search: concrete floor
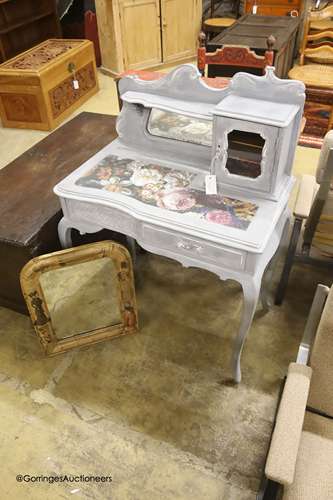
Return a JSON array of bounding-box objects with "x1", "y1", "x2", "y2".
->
[{"x1": 0, "y1": 70, "x2": 329, "y2": 500}]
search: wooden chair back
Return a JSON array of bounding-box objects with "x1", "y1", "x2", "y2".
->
[
  {"x1": 300, "y1": 6, "x2": 333, "y2": 65},
  {"x1": 310, "y1": 4, "x2": 333, "y2": 27},
  {"x1": 197, "y1": 32, "x2": 275, "y2": 75}
]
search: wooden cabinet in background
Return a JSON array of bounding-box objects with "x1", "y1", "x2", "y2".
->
[
  {"x1": 95, "y1": 0, "x2": 202, "y2": 75},
  {"x1": 119, "y1": 0, "x2": 162, "y2": 69},
  {"x1": 0, "y1": 0, "x2": 61, "y2": 63},
  {"x1": 242, "y1": 0, "x2": 303, "y2": 17}
]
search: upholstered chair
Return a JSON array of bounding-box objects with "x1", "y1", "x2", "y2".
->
[{"x1": 264, "y1": 284, "x2": 333, "y2": 499}]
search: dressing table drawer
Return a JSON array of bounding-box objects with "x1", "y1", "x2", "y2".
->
[{"x1": 142, "y1": 225, "x2": 246, "y2": 271}]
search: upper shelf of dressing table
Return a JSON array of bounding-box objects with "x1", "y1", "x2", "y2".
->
[{"x1": 121, "y1": 91, "x2": 216, "y2": 120}]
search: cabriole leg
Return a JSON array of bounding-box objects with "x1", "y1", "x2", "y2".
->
[
  {"x1": 58, "y1": 217, "x2": 73, "y2": 249},
  {"x1": 231, "y1": 276, "x2": 261, "y2": 383},
  {"x1": 275, "y1": 216, "x2": 302, "y2": 305},
  {"x1": 126, "y1": 236, "x2": 137, "y2": 266},
  {"x1": 261, "y1": 214, "x2": 291, "y2": 311}
]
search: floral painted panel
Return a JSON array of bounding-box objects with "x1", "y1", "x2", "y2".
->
[
  {"x1": 76, "y1": 156, "x2": 258, "y2": 230},
  {"x1": 147, "y1": 109, "x2": 213, "y2": 147}
]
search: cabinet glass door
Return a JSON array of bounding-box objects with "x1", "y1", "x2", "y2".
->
[
  {"x1": 214, "y1": 116, "x2": 278, "y2": 195},
  {"x1": 225, "y1": 130, "x2": 265, "y2": 178}
]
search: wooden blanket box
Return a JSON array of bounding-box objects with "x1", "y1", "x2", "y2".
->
[
  {"x1": 0, "y1": 112, "x2": 117, "y2": 314},
  {"x1": 0, "y1": 39, "x2": 98, "y2": 130}
]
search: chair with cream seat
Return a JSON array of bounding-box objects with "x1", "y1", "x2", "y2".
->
[
  {"x1": 262, "y1": 283, "x2": 333, "y2": 500},
  {"x1": 203, "y1": 0, "x2": 237, "y2": 40}
]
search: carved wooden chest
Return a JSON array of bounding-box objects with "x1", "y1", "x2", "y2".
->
[{"x1": 0, "y1": 39, "x2": 98, "y2": 130}]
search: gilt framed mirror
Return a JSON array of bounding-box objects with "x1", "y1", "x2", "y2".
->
[{"x1": 20, "y1": 241, "x2": 138, "y2": 356}]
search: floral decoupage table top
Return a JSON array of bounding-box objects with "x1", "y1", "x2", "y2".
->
[{"x1": 75, "y1": 155, "x2": 258, "y2": 231}]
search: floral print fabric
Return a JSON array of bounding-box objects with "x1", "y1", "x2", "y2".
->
[{"x1": 76, "y1": 155, "x2": 258, "y2": 230}]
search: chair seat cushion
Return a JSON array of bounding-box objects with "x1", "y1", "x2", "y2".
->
[
  {"x1": 204, "y1": 17, "x2": 235, "y2": 28},
  {"x1": 283, "y1": 411, "x2": 333, "y2": 500},
  {"x1": 289, "y1": 64, "x2": 333, "y2": 88},
  {"x1": 311, "y1": 19, "x2": 333, "y2": 31},
  {"x1": 304, "y1": 46, "x2": 333, "y2": 65}
]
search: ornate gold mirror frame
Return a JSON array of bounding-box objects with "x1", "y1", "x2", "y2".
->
[{"x1": 20, "y1": 241, "x2": 138, "y2": 356}]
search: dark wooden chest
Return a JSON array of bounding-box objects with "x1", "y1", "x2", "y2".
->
[
  {"x1": 208, "y1": 14, "x2": 300, "y2": 78},
  {"x1": 0, "y1": 112, "x2": 118, "y2": 314}
]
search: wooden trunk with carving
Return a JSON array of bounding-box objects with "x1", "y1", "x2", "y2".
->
[{"x1": 0, "y1": 39, "x2": 98, "y2": 130}]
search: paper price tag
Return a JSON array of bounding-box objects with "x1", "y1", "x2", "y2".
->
[
  {"x1": 73, "y1": 79, "x2": 79, "y2": 90},
  {"x1": 205, "y1": 175, "x2": 217, "y2": 195},
  {"x1": 252, "y1": 4, "x2": 258, "y2": 13}
]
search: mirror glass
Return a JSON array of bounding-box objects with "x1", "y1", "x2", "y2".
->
[
  {"x1": 39, "y1": 258, "x2": 121, "y2": 339},
  {"x1": 226, "y1": 130, "x2": 265, "y2": 178},
  {"x1": 147, "y1": 108, "x2": 213, "y2": 146}
]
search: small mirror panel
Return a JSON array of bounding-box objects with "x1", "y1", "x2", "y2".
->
[
  {"x1": 225, "y1": 130, "x2": 265, "y2": 179},
  {"x1": 147, "y1": 108, "x2": 212, "y2": 146},
  {"x1": 39, "y1": 258, "x2": 121, "y2": 340}
]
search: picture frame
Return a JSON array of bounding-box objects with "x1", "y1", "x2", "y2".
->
[{"x1": 20, "y1": 241, "x2": 138, "y2": 356}]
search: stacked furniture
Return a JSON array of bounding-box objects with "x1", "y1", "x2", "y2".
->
[
  {"x1": 0, "y1": 0, "x2": 61, "y2": 63},
  {"x1": 207, "y1": 14, "x2": 300, "y2": 77},
  {"x1": 289, "y1": 5, "x2": 333, "y2": 137},
  {"x1": 197, "y1": 32, "x2": 275, "y2": 76},
  {"x1": 94, "y1": 0, "x2": 202, "y2": 75},
  {"x1": 310, "y1": 3, "x2": 333, "y2": 31}
]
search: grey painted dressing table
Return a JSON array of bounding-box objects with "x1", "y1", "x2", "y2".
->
[{"x1": 54, "y1": 65, "x2": 305, "y2": 382}]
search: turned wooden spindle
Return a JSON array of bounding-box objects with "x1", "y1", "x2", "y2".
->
[
  {"x1": 265, "y1": 35, "x2": 276, "y2": 66},
  {"x1": 198, "y1": 31, "x2": 207, "y2": 75}
]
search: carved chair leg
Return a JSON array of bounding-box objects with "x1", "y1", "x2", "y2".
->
[{"x1": 275, "y1": 217, "x2": 303, "y2": 306}]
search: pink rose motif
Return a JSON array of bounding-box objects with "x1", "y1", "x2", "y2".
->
[
  {"x1": 205, "y1": 209, "x2": 234, "y2": 226},
  {"x1": 157, "y1": 189, "x2": 196, "y2": 211}
]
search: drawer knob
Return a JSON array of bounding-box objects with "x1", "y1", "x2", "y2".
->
[
  {"x1": 177, "y1": 240, "x2": 202, "y2": 252},
  {"x1": 68, "y1": 62, "x2": 76, "y2": 73}
]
